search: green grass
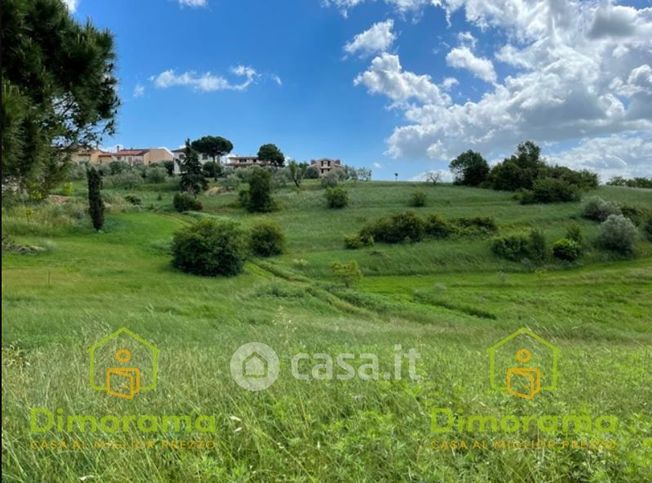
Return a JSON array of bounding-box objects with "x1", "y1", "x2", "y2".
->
[{"x1": 2, "y1": 181, "x2": 652, "y2": 482}]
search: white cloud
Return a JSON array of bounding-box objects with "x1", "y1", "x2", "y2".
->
[
  {"x1": 345, "y1": 20, "x2": 397, "y2": 57},
  {"x1": 446, "y1": 46, "x2": 497, "y2": 83},
  {"x1": 373, "y1": 162, "x2": 383, "y2": 169},
  {"x1": 152, "y1": 66, "x2": 259, "y2": 92},
  {"x1": 62, "y1": 0, "x2": 78, "y2": 12},
  {"x1": 325, "y1": 0, "x2": 440, "y2": 16},
  {"x1": 178, "y1": 0, "x2": 208, "y2": 7},
  {"x1": 271, "y1": 74, "x2": 283, "y2": 86},
  {"x1": 348, "y1": 0, "x2": 652, "y2": 178},
  {"x1": 133, "y1": 84, "x2": 145, "y2": 98},
  {"x1": 441, "y1": 77, "x2": 459, "y2": 90}
]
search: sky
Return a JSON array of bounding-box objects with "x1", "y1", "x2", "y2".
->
[{"x1": 66, "y1": 0, "x2": 652, "y2": 181}]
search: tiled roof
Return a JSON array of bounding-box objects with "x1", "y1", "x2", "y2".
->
[{"x1": 116, "y1": 149, "x2": 148, "y2": 156}]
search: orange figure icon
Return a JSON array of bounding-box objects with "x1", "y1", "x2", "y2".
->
[
  {"x1": 105, "y1": 348, "x2": 141, "y2": 399},
  {"x1": 505, "y1": 348, "x2": 541, "y2": 400}
]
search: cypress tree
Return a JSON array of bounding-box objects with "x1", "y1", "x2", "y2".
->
[{"x1": 87, "y1": 167, "x2": 105, "y2": 231}]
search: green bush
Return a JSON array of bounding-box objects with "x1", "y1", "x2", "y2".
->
[
  {"x1": 331, "y1": 261, "x2": 362, "y2": 287},
  {"x1": 425, "y1": 214, "x2": 455, "y2": 238},
  {"x1": 409, "y1": 191, "x2": 427, "y2": 207},
  {"x1": 145, "y1": 167, "x2": 168, "y2": 184},
  {"x1": 173, "y1": 192, "x2": 202, "y2": 212},
  {"x1": 620, "y1": 205, "x2": 650, "y2": 226},
  {"x1": 597, "y1": 215, "x2": 638, "y2": 255},
  {"x1": 364, "y1": 212, "x2": 426, "y2": 244},
  {"x1": 103, "y1": 171, "x2": 145, "y2": 189},
  {"x1": 566, "y1": 223, "x2": 583, "y2": 245},
  {"x1": 528, "y1": 229, "x2": 547, "y2": 261},
  {"x1": 172, "y1": 219, "x2": 247, "y2": 276},
  {"x1": 244, "y1": 168, "x2": 274, "y2": 213},
  {"x1": 553, "y1": 238, "x2": 581, "y2": 261},
  {"x1": 61, "y1": 182, "x2": 74, "y2": 196},
  {"x1": 325, "y1": 187, "x2": 349, "y2": 209},
  {"x1": 249, "y1": 223, "x2": 285, "y2": 257},
  {"x1": 344, "y1": 232, "x2": 374, "y2": 249},
  {"x1": 491, "y1": 233, "x2": 530, "y2": 261},
  {"x1": 582, "y1": 197, "x2": 621, "y2": 222},
  {"x1": 521, "y1": 177, "x2": 581, "y2": 204},
  {"x1": 124, "y1": 194, "x2": 142, "y2": 206},
  {"x1": 320, "y1": 171, "x2": 340, "y2": 188},
  {"x1": 454, "y1": 216, "x2": 498, "y2": 235},
  {"x1": 644, "y1": 218, "x2": 652, "y2": 242}
]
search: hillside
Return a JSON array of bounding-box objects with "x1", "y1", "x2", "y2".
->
[{"x1": 3, "y1": 181, "x2": 652, "y2": 481}]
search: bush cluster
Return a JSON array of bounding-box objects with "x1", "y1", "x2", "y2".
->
[
  {"x1": 453, "y1": 217, "x2": 498, "y2": 236},
  {"x1": 124, "y1": 194, "x2": 142, "y2": 206},
  {"x1": 325, "y1": 187, "x2": 349, "y2": 209},
  {"x1": 173, "y1": 192, "x2": 202, "y2": 212},
  {"x1": 425, "y1": 214, "x2": 456, "y2": 238},
  {"x1": 520, "y1": 177, "x2": 581, "y2": 204},
  {"x1": 596, "y1": 215, "x2": 638, "y2": 255},
  {"x1": 362, "y1": 212, "x2": 426, "y2": 244},
  {"x1": 409, "y1": 191, "x2": 427, "y2": 207},
  {"x1": 491, "y1": 229, "x2": 547, "y2": 262},
  {"x1": 552, "y1": 238, "x2": 582, "y2": 262},
  {"x1": 582, "y1": 197, "x2": 622, "y2": 222},
  {"x1": 172, "y1": 219, "x2": 247, "y2": 276},
  {"x1": 344, "y1": 232, "x2": 374, "y2": 249},
  {"x1": 249, "y1": 222, "x2": 285, "y2": 257}
]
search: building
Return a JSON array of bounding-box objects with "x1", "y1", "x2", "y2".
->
[
  {"x1": 71, "y1": 147, "x2": 173, "y2": 167},
  {"x1": 70, "y1": 148, "x2": 113, "y2": 165},
  {"x1": 225, "y1": 156, "x2": 271, "y2": 169},
  {"x1": 310, "y1": 159, "x2": 342, "y2": 176},
  {"x1": 171, "y1": 148, "x2": 219, "y2": 175}
]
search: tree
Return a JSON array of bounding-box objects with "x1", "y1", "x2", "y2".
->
[
  {"x1": 449, "y1": 150, "x2": 489, "y2": 186},
  {"x1": 356, "y1": 168, "x2": 372, "y2": 182},
  {"x1": 191, "y1": 135, "x2": 232, "y2": 180},
  {"x1": 288, "y1": 161, "x2": 308, "y2": 188},
  {"x1": 179, "y1": 140, "x2": 207, "y2": 194},
  {"x1": 87, "y1": 167, "x2": 104, "y2": 231},
  {"x1": 243, "y1": 168, "x2": 274, "y2": 212},
  {"x1": 490, "y1": 141, "x2": 546, "y2": 191},
  {"x1": 2, "y1": 0, "x2": 119, "y2": 200},
  {"x1": 258, "y1": 144, "x2": 285, "y2": 167}
]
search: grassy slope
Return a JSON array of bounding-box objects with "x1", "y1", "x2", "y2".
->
[{"x1": 2, "y1": 181, "x2": 652, "y2": 482}]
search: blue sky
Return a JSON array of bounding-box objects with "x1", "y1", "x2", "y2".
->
[{"x1": 68, "y1": 0, "x2": 652, "y2": 181}]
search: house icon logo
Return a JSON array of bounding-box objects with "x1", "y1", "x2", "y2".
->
[
  {"x1": 89, "y1": 328, "x2": 159, "y2": 400},
  {"x1": 487, "y1": 327, "x2": 559, "y2": 400},
  {"x1": 230, "y1": 342, "x2": 279, "y2": 391}
]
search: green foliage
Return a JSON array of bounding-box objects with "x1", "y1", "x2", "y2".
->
[
  {"x1": 173, "y1": 192, "x2": 202, "y2": 212},
  {"x1": 201, "y1": 161, "x2": 223, "y2": 180},
  {"x1": 171, "y1": 219, "x2": 246, "y2": 276},
  {"x1": 449, "y1": 150, "x2": 490, "y2": 186},
  {"x1": 102, "y1": 171, "x2": 145, "y2": 189},
  {"x1": 330, "y1": 261, "x2": 362, "y2": 287},
  {"x1": 566, "y1": 223, "x2": 583, "y2": 245},
  {"x1": 597, "y1": 215, "x2": 638, "y2": 255},
  {"x1": 87, "y1": 167, "x2": 104, "y2": 231},
  {"x1": 425, "y1": 214, "x2": 455, "y2": 238},
  {"x1": 162, "y1": 160, "x2": 175, "y2": 177},
  {"x1": 305, "y1": 165, "x2": 320, "y2": 179},
  {"x1": 489, "y1": 141, "x2": 545, "y2": 191},
  {"x1": 553, "y1": 238, "x2": 582, "y2": 262},
  {"x1": 257, "y1": 143, "x2": 285, "y2": 167},
  {"x1": 364, "y1": 212, "x2": 426, "y2": 244},
  {"x1": 582, "y1": 196, "x2": 622, "y2": 222},
  {"x1": 288, "y1": 161, "x2": 308, "y2": 188},
  {"x1": 619, "y1": 205, "x2": 650, "y2": 226},
  {"x1": 1, "y1": 0, "x2": 118, "y2": 199},
  {"x1": 491, "y1": 233, "x2": 531, "y2": 261},
  {"x1": 607, "y1": 176, "x2": 652, "y2": 188},
  {"x1": 191, "y1": 135, "x2": 233, "y2": 163},
  {"x1": 325, "y1": 187, "x2": 349, "y2": 209},
  {"x1": 61, "y1": 182, "x2": 74, "y2": 196},
  {"x1": 320, "y1": 171, "x2": 340, "y2": 188},
  {"x1": 344, "y1": 232, "x2": 374, "y2": 249},
  {"x1": 124, "y1": 194, "x2": 142, "y2": 206},
  {"x1": 243, "y1": 168, "x2": 274, "y2": 213},
  {"x1": 528, "y1": 229, "x2": 547, "y2": 262},
  {"x1": 409, "y1": 191, "x2": 427, "y2": 207},
  {"x1": 109, "y1": 161, "x2": 129, "y2": 175},
  {"x1": 520, "y1": 177, "x2": 581, "y2": 204},
  {"x1": 179, "y1": 140, "x2": 207, "y2": 194},
  {"x1": 643, "y1": 218, "x2": 652, "y2": 242},
  {"x1": 144, "y1": 167, "x2": 168, "y2": 184},
  {"x1": 249, "y1": 223, "x2": 285, "y2": 257},
  {"x1": 453, "y1": 216, "x2": 498, "y2": 236}
]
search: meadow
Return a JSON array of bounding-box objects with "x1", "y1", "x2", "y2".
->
[{"x1": 2, "y1": 179, "x2": 652, "y2": 482}]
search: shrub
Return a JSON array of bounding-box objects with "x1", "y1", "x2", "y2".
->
[
  {"x1": 643, "y1": 218, "x2": 652, "y2": 242},
  {"x1": 61, "y1": 182, "x2": 74, "y2": 196},
  {"x1": 124, "y1": 194, "x2": 142, "y2": 205},
  {"x1": 409, "y1": 191, "x2": 427, "y2": 207},
  {"x1": 491, "y1": 233, "x2": 530, "y2": 261},
  {"x1": 173, "y1": 192, "x2": 202, "y2": 212},
  {"x1": 553, "y1": 238, "x2": 581, "y2": 261},
  {"x1": 109, "y1": 161, "x2": 129, "y2": 175},
  {"x1": 305, "y1": 165, "x2": 320, "y2": 179},
  {"x1": 249, "y1": 223, "x2": 285, "y2": 257},
  {"x1": 449, "y1": 150, "x2": 490, "y2": 186},
  {"x1": 620, "y1": 205, "x2": 650, "y2": 226},
  {"x1": 566, "y1": 223, "x2": 583, "y2": 245},
  {"x1": 528, "y1": 229, "x2": 547, "y2": 262},
  {"x1": 425, "y1": 214, "x2": 455, "y2": 238},
  {"x1": 454, "y1": 217, "x2": 498, "y2": 235},
  {"x1": 325, "y1": 187, "x2": 349, "y2": 209},
  {"x1": 103, "y1": 171, "x2": 144, "y2": 189},
  {"x1": 364, "y1": 212, "x2": 426, "y2": 244},
  {"x1": 521, "y1": 177, "x2": 580, "y2": 203},
  {"x1": 245, "y1": 168, "x2": 274, "y2": 213},
  {"x1": 172, "y1": 219, "x2": 247, "y2": 276},
  {"x1": 331, "y1": 261, "x2": 362, "y2": 287},
  {"x1": 221, "y1": 173, "x2": 241, "y2": 192},
  {"x1": 597, "y1": 215, "x2": 638, "y2": 254},
  {"x1": 145, "y1": 167, "x2": 168, "y2": 184},
  {"x1": 344, "y1": 232, "x2": 373, "y2": 249},
  {"x1": 582, "y1": 197, "x2": 621, "y2": 222},
  {"x1": 320, "y1": 171, "x2": 340, "y2": 188}
]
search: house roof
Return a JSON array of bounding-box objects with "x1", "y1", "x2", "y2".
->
[{"x1": 116, "y1": 149, "x2": 149, "y2": 156}]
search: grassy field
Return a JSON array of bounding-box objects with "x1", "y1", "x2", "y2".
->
[{"x1": 2, "y1": 180, "x2": 652, "y2": 482}]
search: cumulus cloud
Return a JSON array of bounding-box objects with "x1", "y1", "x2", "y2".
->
[
  {"x1": 178, "y1": 0, "x2": 208, "y2": 7},
  {"x1": 133, "y1": 84, "x2": 145, "y2": 98},
  {"x1": 152, "y1": 65, "x2": 259, "y2": 92},
  {"x1": 345, "y1": 20, "x2": 397, "y2": 57},
  {"x1": 348, "y1": 0, "x2": 652, "y2": 178},
  {"x1": 326, "y1": 0, "x2": 440, "y2": 16},
  {"x1": 62, "y1": 0, "x2": 79, "y2": 12},
  {"x1": 446, "y1": 46, "x2": 497, "y2": 83}
]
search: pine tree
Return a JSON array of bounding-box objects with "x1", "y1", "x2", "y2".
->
[
  {"x1": 179, "y1": 140, "x2": 207, "y2": 194},
  {"x1": 87, "y1": 167, "x2": 104, "y2": 231}
]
